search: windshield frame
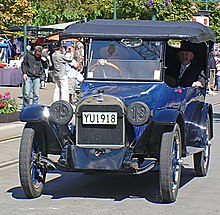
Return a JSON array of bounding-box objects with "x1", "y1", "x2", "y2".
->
[{"x1": 84, "y1": 38, "x2": 166, "y2": 82}]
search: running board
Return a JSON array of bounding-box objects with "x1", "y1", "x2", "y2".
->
[{"x1": 186, "y1": 146, "x2": 204, "y2": 156}]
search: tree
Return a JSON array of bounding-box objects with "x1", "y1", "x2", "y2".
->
[
  {"x1": 0, "y1": 0, "x2": 34, "y2": 30},
  {"x1": 193, "y1": 2, "x2": 220, "y2": 42},
  {"x1": 30, "y1": 0, "x2": 195, "y2": 24},
  {"x1": 137, "y1": 0, "x2": 195, "y2": 21},
  {"x1": 29, "y1": 0, "x2": 219, "y2": 41},
  {"x1": 30, "y1": 0, "x2": 82, "y2": 26}
]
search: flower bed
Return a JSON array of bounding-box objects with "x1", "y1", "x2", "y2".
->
[
  {"x1": 0, "y1": 92, "x2": 19, "y2": 123},
  {"x1": 0, "y1": 91, "x2": 18, "y2": 114}
]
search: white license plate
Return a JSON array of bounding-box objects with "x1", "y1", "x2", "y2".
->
[{"x1": 82, "y1": 112, "x2": 117, "y2": 125}]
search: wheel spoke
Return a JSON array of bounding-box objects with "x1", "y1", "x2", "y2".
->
[
  {"x1": 172, "y1": 132, "x2": 181, "y2": 193},
  {"x1": 30, "y1": 151, "x2": 45, "y2": 189},
  {"x1": 19, "y1": 126, "x2": 47, "y2": 198},
  {"x1": 160, "y1": 124, "x2": 182, "y2": 202}
]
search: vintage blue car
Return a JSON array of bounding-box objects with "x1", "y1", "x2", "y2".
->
[{"x1": 19, "y1": 19, "x2": 215, "y2": 203}]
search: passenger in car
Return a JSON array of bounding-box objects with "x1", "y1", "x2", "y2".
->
[
  {"x1": 166, "y1": 45, "x2": 206, "y2": 88},
  {"x1": 176, "y1": 48, "x2": 205, "y2": 88}
]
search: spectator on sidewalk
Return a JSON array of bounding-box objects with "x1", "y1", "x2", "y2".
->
[
  {"x1": 51, "y1": 41, "x2": 73, "y2": 102},
  {"x1": 40, "y1": 46, "x2": 52, "y2": 88},
  {"x1": 21, "y1": 45, "x2": 48, "y2": 107},
  {"x1": 216, "y1": 61, "x2": 220, "y2": 90}
]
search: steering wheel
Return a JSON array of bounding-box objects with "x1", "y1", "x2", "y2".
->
[{"x1": 89, "y1": 61, "x2": 125, "y2": 78}]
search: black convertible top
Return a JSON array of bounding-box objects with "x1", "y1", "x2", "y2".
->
[{"x1": 60, "y1": 19, "x2": 215, "y2": 43}]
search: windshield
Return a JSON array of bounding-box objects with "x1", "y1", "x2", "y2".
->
[{"x1": 87, "y1": 39, "x2": 163, "y2": 81}]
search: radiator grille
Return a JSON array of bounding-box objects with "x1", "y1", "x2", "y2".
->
[{"x1": 76, "y1": 105, "x2": 124, "y2": 147}]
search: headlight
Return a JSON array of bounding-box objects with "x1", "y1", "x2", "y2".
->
[
  {"x1": 50, "y1": 100, "x2": 73, "y2": 125},
  {"x1": 126, "y1": 102, "x2": 150, "y2": 125}
]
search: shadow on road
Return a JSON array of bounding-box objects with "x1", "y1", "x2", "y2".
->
[{"x1": 7, "y1": 167, "x2": 196, "y2": 204}]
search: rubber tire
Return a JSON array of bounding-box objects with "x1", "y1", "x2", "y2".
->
[
  {"x1": 193, "y1": 115, "x2": 211, "y2": 177},
  {"x1": 159, "y1": 124, "x2": 182, "y2": 203},
  {"x1": 19, "y1": 126, "x2": 46, "y2": 198}
]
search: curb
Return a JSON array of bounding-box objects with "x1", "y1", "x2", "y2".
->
[
  {"x1": 0, "y1": 112, "x2": 20, "y2": 123},
  {"x1": 0, "y1": 121, "x2": 25, "y2": 132}
]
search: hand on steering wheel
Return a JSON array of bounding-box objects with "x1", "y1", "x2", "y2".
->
[{"x1": 90, "y1": 60, "x2": 124, "y2": 78}]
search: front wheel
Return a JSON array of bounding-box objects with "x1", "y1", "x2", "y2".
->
[
  {"x1": 159, "y1": 124, "x2": 182, "y2": 203},
  {"x1": 19, "y1": 125, "x2": 47, "y2": 198},
  {"x1": 193, "y1": 115, "x2": 211, "y2": 176}
]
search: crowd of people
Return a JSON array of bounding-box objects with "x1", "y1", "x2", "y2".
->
[{"x1": 21, "y1": 41, "x2": 84, "y2": 108}]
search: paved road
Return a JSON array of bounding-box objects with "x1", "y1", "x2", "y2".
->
[{"x1": 0, "y1": 93, "x2": 220, "y2": 214}]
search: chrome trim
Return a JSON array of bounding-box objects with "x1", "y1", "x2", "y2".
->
[
  {"x1": 76, "y1": 93, "x2": 126, "y2": 113},
  {"x1": 135, "y1": 162, "x2": 155, "y2": 175},
  {"x1": 83, "y1": 80, "x2": 163, "y2": 84},
  {"x1": 75, "y1": 94, "x2": 126, "y2": 148},
  {"x1": 39, "y1": 156, "x2": 57, "y2": 170},
  {"x1": 124, "y1": 158, "x2": 156, "y2": 175},
  {"x1": 74, "y1": 144, "x2": 124, "y2": 149},
  {"x1": 186, "y1": 146, "x2": 204, "y2": 156}
]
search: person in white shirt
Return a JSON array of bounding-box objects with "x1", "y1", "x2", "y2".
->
[{"x1": 65, "y1": 46, "x2": 80, "y2": 103}]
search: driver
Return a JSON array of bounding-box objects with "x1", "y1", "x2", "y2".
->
[
  {"x1": 90, "y1": 43, "x2": 127, "y2": 78},
  {"x1": 97, "y1": 44, "x2": 120, "y2": 65}
]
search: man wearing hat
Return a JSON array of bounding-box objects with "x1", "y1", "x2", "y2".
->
[
  {"x1": 21, "y1": 45, "x2": 48, "y2": 107},
  {"x1": 175, "y1": 43, "x2": 205, "y2": 88}
]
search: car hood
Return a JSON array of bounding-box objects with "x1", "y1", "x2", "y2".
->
[{"x1": 82, "y1": 81, "x2": 170, "y2": 109}]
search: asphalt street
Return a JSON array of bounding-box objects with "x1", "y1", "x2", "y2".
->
[{"x1": 0, "y1": 87, "x2": 220, "y2": 214}]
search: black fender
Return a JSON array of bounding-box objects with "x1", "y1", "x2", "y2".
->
[
  {"x1": 134, "y1": 108, "x2": 184, "y2": 157},
  {"x1": 185, "y1": 102, "x2": 212, "y2": 148},
  {"x1": 200, "y1": 102, "x2": 213, "y2": 140},
  {"x1": 153, "y1": 108, "x2": 181, "y2": 125},
  {"x1": 20, "y1": 105, "x2": 67, "y2": 155},
  {"x1": 207, "y1": 103, "x2": 214, "y2": 139},
  {"x1": 153, "y1": 108, "x2": 185, "y2": 145},
  {"x1": 23, "y1": 121, "x2": 63, "y2": 155},
  {"x1": 19, "y1": 105, "x2": 48, "y2": 122}
]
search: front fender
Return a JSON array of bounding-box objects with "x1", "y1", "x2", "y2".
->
[
  {"x1": 185, "y1": 102, "x2": 212, "y2": 147},
  {"x1": 153, "y1": 108, "x2": 180, "y2": 125},
  {"x1": 19, "y1": 105, "x2": 48, "y2": 122},
  {"x1": 207, "y1": 103, "x2": 214, "y2": 139},
  {"x1": 134, "y1": 108, "x2": 182, "y2": 157}
]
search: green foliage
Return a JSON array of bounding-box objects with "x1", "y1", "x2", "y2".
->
[
  {"x1": 139, "y1": 0, "x2": 195, "y2": 21},
  {"x1": 30, "y1": 0, "x2": 82, "y2": 26},
  {"x1": 0, "y1": 0, "x2": 34, "y2": 30},
  {"x1": 2, "y1": 0, "x2": 219, "y2": 41}
]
